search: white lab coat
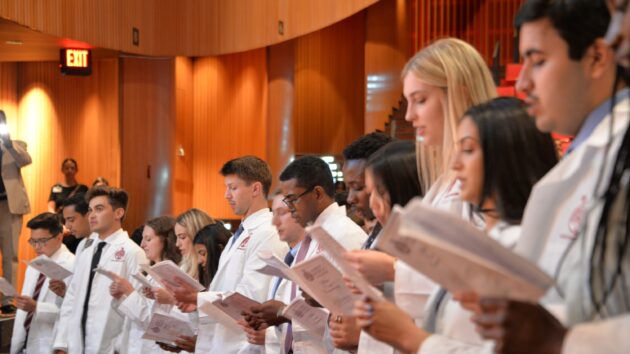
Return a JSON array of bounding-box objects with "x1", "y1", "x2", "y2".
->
[
  {"x1": 196, "y1": 208, "x2": 288, "y2": 354},
  {"x1": 417, "y1": 224, "x2": 520, "y2": 354},
  {"x1": 11, "y1": 244, "x2": 75, "y2": 354},
  {"x1": 53, "y1": 229, "x2": 148, "y2": 354},
  {"x1": 515, "y1": 98, "x2": 630, "y2": 352},
  {"x1": 394, "y1": 178, "x2": 474, "y2": 327}
]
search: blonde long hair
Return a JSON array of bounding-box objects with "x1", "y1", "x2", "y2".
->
[
  {"x1": 402, "y1": 38, "x2": 497, "y2": 193},
  {"x1": 175, "y1": 208, "x2": 215, "y2": 279}
]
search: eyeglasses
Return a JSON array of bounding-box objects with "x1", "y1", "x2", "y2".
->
[
  {"x1": 282, "y1": 187, "x2": 314, "y2": 208},
  {"x1": 28, "y1": 235, "x2": 57, "y2": 247}
]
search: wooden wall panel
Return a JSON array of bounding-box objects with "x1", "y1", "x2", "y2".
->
[
  {"x1": 173, "y1": 56, "x2": 194, "y2": 216},
  {"x1": 293, "y1": 12, "x2": 365, "y2": 154},
  {"x1": 365, "y1": 0, "x2": 411, "y2": 133},
  {"x1": 266, "y1": 41, "x2": 295, "y2": 194},
  {"x1": 119, "y1": 57, "x2": 175, "y2": 231},
  {"x1": 192, "y1": 49, "x2": 268, "y2": 220},
  {"x1": 0, "y1": 0, "x2": 379, "y2": 56},
  {"x1": 8, "y1": 60, "x2": 120, "y2": 289},
  {"x1": 414, "y1": 0, "x2": 525, "y2": 66}
]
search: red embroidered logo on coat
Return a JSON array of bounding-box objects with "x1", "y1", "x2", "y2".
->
[
  {"x1": 114, "y1": 247, "x2": 126, "y2": 261},
  {"x1": 237, "y1": 236, "x2": 251, "y2": 250},
  {"x1": 561, "y1": 195, "x2": 587, "y2": 240}
]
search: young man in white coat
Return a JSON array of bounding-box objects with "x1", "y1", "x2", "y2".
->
[
  {"x1": 48, "y1": 193, "x2": 97, "y2": 300},
  {"x1": 195, "y1": 156, "x2": 287, "y2": 354},
  {"x1": 467, "y1": 1, "x2": 630, "y2": 353},
  {"x1": 53, "y1": 187, "x2": 148, "y2": 354},
  {"x1": 249, "y1": 156, "x2": 367, "y2": 354},
  {"x1": 10, "y1": 212, "x2": 75, "y2": 354}
]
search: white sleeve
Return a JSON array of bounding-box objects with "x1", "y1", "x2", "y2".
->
[
  {"x1": 52, "y1": 275, "x2": 77, "y2": 350},
  {"x1": 562, "y1": 314, "x2": 630, "y2": 354},
  {"x1": 117, "y1": 290, "x2": 154, "y2": 329}
]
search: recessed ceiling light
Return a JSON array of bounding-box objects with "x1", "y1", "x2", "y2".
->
[{"x1": 6, "y1": 40, "x2": 23, "y2": 45}]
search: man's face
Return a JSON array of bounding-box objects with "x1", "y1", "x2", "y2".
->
[
  {"x1": 29, "y1": 228, "x2": 62, "y2": 257},
  {"x1": 271, "y1": 195, "x2": 305, "y2": 245},
  {"x1": 342, "y1": 159, "x2": 374, "y2": 221},
  {"x1": 516, "y1": 18, "x2": 592, "y2": 135},
  {"x1": 62, "y1": 205, "x2": 90, "y2": 238},
  {"x1": 224, "y1": 174, "x2": 255, "y2": 216},
  {"x1": 88, "y1": 196, "x2": 120, "y2": 235},
  {"x1": 280, "y1": 178, "x2": 317, "y2": 227}
]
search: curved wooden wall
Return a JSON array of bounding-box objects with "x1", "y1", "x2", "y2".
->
[
  {"x1": 0, "y1": 0, "x2": 379, "y2": 56},
  {"x1": 0, "y1": 60, "x2": 120, "y2": 289}
]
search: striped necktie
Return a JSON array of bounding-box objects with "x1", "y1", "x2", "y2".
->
[{"x1": 23, "y1": 273, "x2": 46, "y2": 335}]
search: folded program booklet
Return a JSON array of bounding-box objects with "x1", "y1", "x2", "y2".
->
[
  {"x1": 257, "y1": 250, "x2": 358, "y2": 315},
  {"x1": 376, "y1": 198, "x2": 554, "y2": 302},
  {"x1": 141, "y1": 260, "x2": 205, "y2": 292}
]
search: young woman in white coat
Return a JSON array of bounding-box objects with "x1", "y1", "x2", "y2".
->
[
  {"x1": 109, "y1": 216, "x2": 184, "y2": 354},
  {"x1": 345, "y1": 39, "x2": 497, "y2": 348},
  {"x1": 353, "y1": 97, "x2": 558, "y2": 353}
]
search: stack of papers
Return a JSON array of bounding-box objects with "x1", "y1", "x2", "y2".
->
[
  {"x1": 199, "y1": 292, "x2": 260, "y2": 332},
  {"x1": 376, "y1": 198, "x2": 553, "y2": 301},
  {"x1": 28, "y1": 255, "x2": 73, "y2": 280},
  {"x1": 140, "y1": 260, "x2": 205, "y2": 292},
  {"x1": 142, "y1": 312, "x2": 195, "y2": 344}
]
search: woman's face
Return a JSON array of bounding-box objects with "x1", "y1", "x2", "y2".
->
[
  {"x1": 194, "y1": 243, "x2": 208, "y2": 267},
  {"x1": 451, "y1": 117, "x2": 484, "y2": 206},
  {"x1": 62, "y1": 160, "x2": 78, "y2": 178},
  {"x1": 174, "y1": 222, "x2": 193, "y2": 256},
  {"x1": 403, "y1": 73, "x2": 446, "y2": 147},
  {"x1": 365, "y1": 169, "x2": 391, "y2": 226},
  {"x1": 140, "y1": 225, "x2": 164, "y2": 263}
]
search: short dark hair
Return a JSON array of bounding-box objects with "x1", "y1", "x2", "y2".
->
[
  {"x1": 342, "y1": 132, "x2": 394, "y2": 160},
  {"x1": 279, "y1": 156, "x2": 335, "y2": 197},
  {"x1": 61, "y1": 158, "x2": 78, "y2": 170},
  {"x1": 194, "y1": 223, "x2": 231, "y2": 288},
  {"x1": 85, "y1": 186, "x2": 129, "y2": 213},
  {"x1": 146, "y1": 216, "x2": 182, "y2": 265},
  {"x1": 62, "y1": 193, "x2": 89, "y2": 215},
  {"x1": 27, "y1": 212, "x2": 63, "y2": 236},
  {"x1": 464, "y1": 97, "x2": 558, "y2": 224},
  {"x1": 366, "y1": 141, "x2": 423, "y2": 208},
  {"x1": 220, "y1": 156, "x2": 273, "y2": 197},
  {"x1": 515, "y1": 0, "x2": 610, "y2": 60}
]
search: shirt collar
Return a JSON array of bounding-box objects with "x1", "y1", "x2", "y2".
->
[
  {"x1": 241, "y1": 208, "x2": 272, "y2": 231},
  {"x1": 567, "y1": 87, "x2": 630, "y2": 154},
  {"x1": 314, "y1": 202, "x2": 344, "y2": 225}
]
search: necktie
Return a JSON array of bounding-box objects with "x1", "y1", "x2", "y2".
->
[
  {"x1": 228, "y1": 224, "x2": 245, "y2": 250},
  {"x1": 423, "y1": 287, "x2": 449, "y2": 333},
  {"x1": 271, "y1": 249, "x2": 295, "y2": 299},
  {"x1": 362, "y1": 223, "x2": 382, "y2": 250},
  {"x1": 23, "y1": 273, "x2": 46, "y2": 338},
  {"x1": 285, "y1": 235, "x2": 312, "y2": 354},
  {"x1": 81, "y1": 242, "x2": 107, "y2": 342}
]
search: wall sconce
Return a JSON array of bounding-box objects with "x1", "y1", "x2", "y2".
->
[{"x1": 177, "y1": 145, "x2": 185, "y2": 157}]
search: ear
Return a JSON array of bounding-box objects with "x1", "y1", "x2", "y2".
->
[
  {"x1": 588, "y1": 38, "x2": 616, "y2": 79},
  {"x1": 313, "y1": 186, "x2": 326, "y2": 201},
  {"x1": 251, "y1": 181, "x2": 262, "y2": 198},
  {"x1": 114, "y1": 207, "x2": 125, "y2": 221}
]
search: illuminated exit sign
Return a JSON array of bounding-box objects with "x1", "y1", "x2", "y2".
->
[{"x1": 59, "y1": 48, "x2": 92, "y2": 76}]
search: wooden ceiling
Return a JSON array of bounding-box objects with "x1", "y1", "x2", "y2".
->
[
  {"x1": 0, "y1": 18, "x2": 117, "y2": 62},
  {"x1": 0, "y1": 0, "x2": 379, "y2": 57}
]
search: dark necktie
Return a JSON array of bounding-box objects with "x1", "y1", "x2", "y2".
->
[
  {"x1": 228, "y1": 224, "x2": 245, "y2": 250},
  {"x1": 23, "y1": 273, "x2": 46, "y2": 342},
  {"x1": 271, "y1": 249, "x2": 295, "y2": 299},
  {"x1": 81, "y1": 242, "x2": 107, "y2": 341},
  {"x1": 285, "y1": 235, "x2": 312, "y2": 354},
  {"x1": 362, "y1": 223, "x2": 382, "y2": 250}
]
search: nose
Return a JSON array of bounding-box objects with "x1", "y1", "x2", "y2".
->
[
  {"x1": 450, "y1": 152, "x2": 462, "y2": 171},
  {"x1": 515, "y1": 64, "x2": 532, "y2": 95},
  {"x1": 404, "y1": 100, "x2": 415, "y2": 122}
]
